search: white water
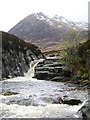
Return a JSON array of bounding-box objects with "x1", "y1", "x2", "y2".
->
[
  {"x1": 0, "y1": 59, "x2": 88, "y2": 118},
  {"x1": 24, "y1": 59, "x2": 44, "y2": 77}
]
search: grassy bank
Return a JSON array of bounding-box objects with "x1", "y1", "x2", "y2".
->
[{"x1": 61, "y1": 40, "x2": 90, "y2": 88}]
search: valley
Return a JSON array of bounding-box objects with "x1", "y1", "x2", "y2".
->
[{"x1": 9, "y1": 12, "x2": 88, "y2": 52}]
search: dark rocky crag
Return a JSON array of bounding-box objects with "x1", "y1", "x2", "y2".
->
[{"x1": 2, "y1": 31, "x2": 44, "y2": 79}]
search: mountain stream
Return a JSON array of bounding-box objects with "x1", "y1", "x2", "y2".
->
[{"x1": 0, "y1": 59, "x2": 88, "y2": 118}]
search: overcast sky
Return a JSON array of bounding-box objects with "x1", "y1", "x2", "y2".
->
[{"x1": 0, "y1": 0, "x2": 89, "y2": 32}]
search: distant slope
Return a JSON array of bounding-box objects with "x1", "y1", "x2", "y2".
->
[
  {"x1": 9, "y1": 12, "x2": 88, "y2": 51},
  {"x1": 2, "y1": 31, "x2": 44, "y2": 79}
]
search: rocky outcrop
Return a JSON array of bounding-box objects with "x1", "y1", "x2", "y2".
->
[
  {"x1": 53, "y1": 96, "x2": 82, "y2": 105},
  {"x1": 34, "y1": 57, "x2": 72, "y2": 81},
  {"x1": 2, "y1": 31, "x2": 44, "y2": 79},
  {"x1": 78, "y1": 99, "x2": 90, "y2": 118}
]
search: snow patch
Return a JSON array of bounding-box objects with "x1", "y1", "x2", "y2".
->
[
  {"x1": 61, "y1": 18, "x2": 68, "y2": 24},
  {"x1": 34, "y1": 13, "x2": 46, "y2": 20},
  {"x1": 56, "y1": 18, "x2": 60, "y2": 22},
  {"x1": 83, "y1": 27, "x2": 88, "y2": 30},
  {"x1": 39, "y1": 16, "x2": 46, "y2": 20},
  {"x1": 70, "y1": 23, "x2": 74, "y2": 26},
  {"x1": 49, "y1": 21, "x2": 53, "y2": 26},
  {"x1": 75, "y1": 22, "x2": 87, "y2": 30},
  {"x1": 58, "y1": 25, "x2": 61, "y2": 28},
  {"x1": 73, "y1": 27, "x2": 77, "y2": 30},
  {"x1": 35, "y1": 13, "x2": 40, "y2": 20}
]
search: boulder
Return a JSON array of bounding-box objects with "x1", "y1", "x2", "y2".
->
[
  {"x1": 34, "y1": 71, "x2": 58, "y2": 80},
  {"x1": 62, "y1": 68, "x2": 72, "y2": 77},
  {"x1": 59, "y1": 96, "x2": 82, "y2": 105},
  {"x1": 34, "y1": 71, "x2": 49, "y2": 80},
  {"x1": 78, "y1": 100, "x2": 90, "y2": 118}
]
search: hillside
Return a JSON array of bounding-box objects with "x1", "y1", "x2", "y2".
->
[
  {"x1": 2, "y1": 31, "x2": 44, "y2": 79},
  {"x1": 62, "y1": 39, "x2": 90, "y2": 87},
  {"x1": 9, "y1": 12, "x2": 88, "y2": 52}
]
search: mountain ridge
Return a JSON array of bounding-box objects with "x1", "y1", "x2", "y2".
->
[{"x1": 9, "y1": 12, "x2": 88, "y2": 51}]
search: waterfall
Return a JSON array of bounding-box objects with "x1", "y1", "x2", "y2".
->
[{"x1": 24, "y1": 59, "x2": 44, "y2": 78}]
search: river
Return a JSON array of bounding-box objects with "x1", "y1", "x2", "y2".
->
[{"x1": 0, "y1": 59, "x2": 88, "y2": 118}]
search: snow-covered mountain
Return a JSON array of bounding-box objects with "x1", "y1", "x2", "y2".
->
[{"x1": 9, "y1": 12, "x2": 88, "y2": 51}]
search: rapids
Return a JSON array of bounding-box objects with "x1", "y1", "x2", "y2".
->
[{"x1": 0, "y1": 59, "x2": 88, "y2": 118}]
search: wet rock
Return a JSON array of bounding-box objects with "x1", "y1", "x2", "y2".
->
[
  {"x1": 78, "y1": 100, "x2": 90, "y2": 119},
  {"x1": 44, "y1": 63, "x2": 64, "y2": 67},
  {"x1": 34, "y1": 72, "x2": 49, "y2": 80},
  {"x1": 35, "y1": 66, "x2": 63, "y2": 74},
  {"x1": 43, "y1": 97, "x2": 54, "y2": 103},
  {"x1": 50, "y1": 76, "x2": 70, "y2": 82},
  {"x1": 35, "y1": 61, "x2": 72, "y2": 81},
  {"x1": 1, "y1": 91, "x2": 18, "y2": 96},
  {"x1": 34, "y1": 71, "x2": 57, "y2": 80},
  {"x1": 59, "y1": 96, "x2": 82, "y2": 105},
  {"x1": 2, "y1": 31, "x2": 44, "y2": 79},
  {"x1": 16, "y1": 99, "x2": 33, "y2": 106}
]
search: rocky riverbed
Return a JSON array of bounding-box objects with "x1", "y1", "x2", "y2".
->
[{"x1": 0, "y1": 59, "x2": 88, "y2": 118}]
